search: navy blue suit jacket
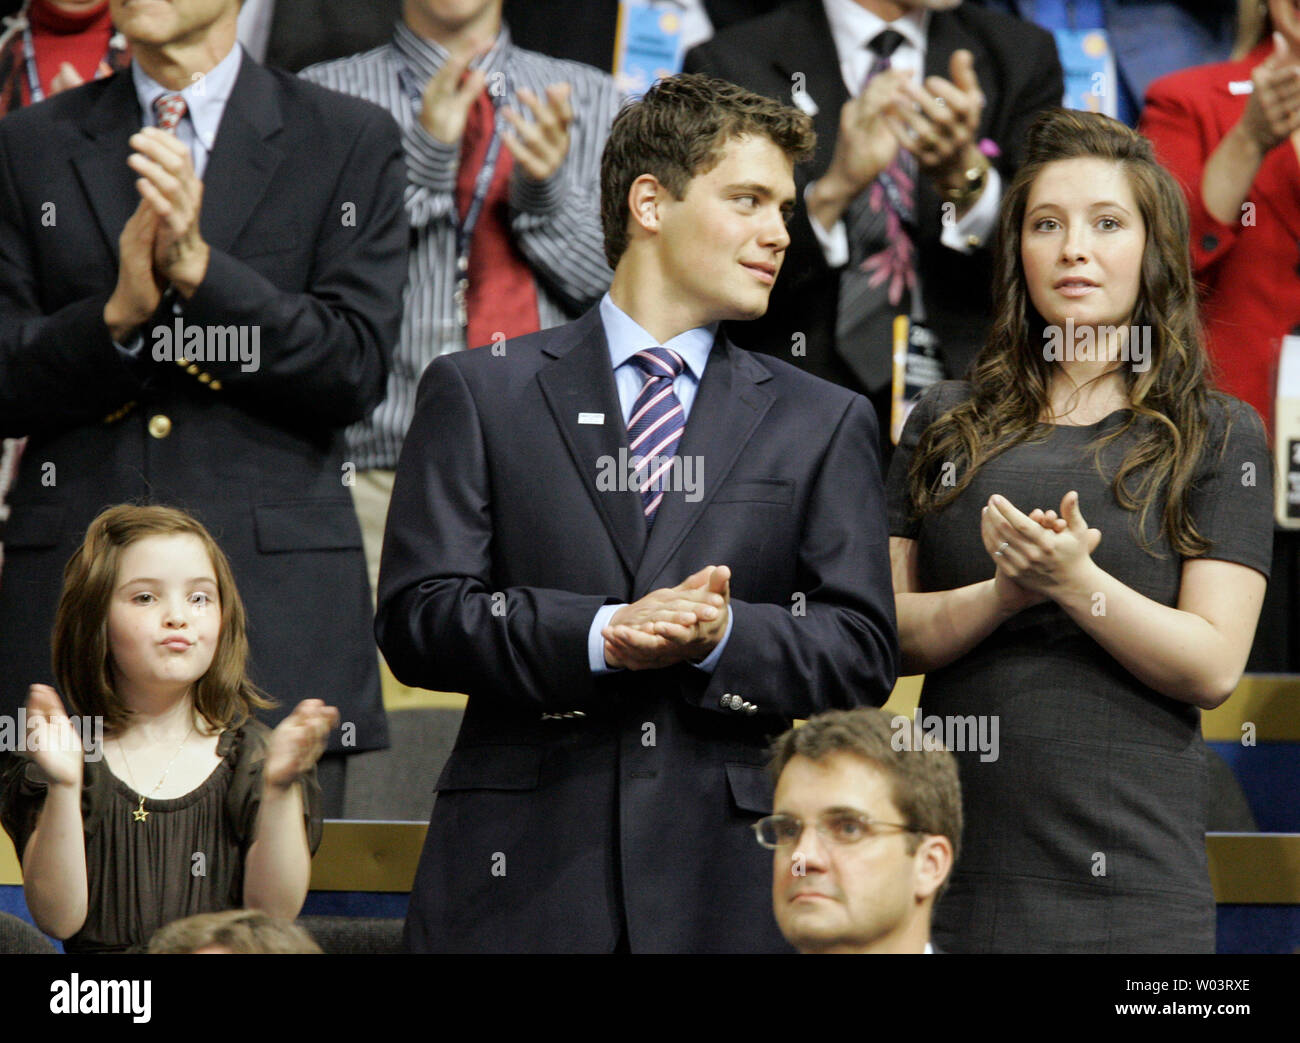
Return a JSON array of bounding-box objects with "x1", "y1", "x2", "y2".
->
[
  {"x1": 376, "y1": 307, "x2": 899, "y2": 952},
  {"x1": 0, "y1": 54, "x2": 406, "y2": 749}
]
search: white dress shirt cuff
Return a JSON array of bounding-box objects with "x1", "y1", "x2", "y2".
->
[
  {"x1": 589, "y1": 602, "x2": 623, "y2": 674},
  {"x1": 939, "y1": 165, "x2": 1001, "y2": 254},
  {"x1": 804, "y1": 180, "x2": 850, "y2": 269},
  {"x1": 692, "y1": 607, "x2": 734, "y2": 674}
]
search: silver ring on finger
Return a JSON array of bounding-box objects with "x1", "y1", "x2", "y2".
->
[{"x1": 995, "y1": 541, "x2": 1010, "y2": 557}]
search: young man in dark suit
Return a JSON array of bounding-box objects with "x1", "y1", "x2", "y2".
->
[
  {"x1": 377, "y1": 73, "x2": 899, "y2": 953},
  {"x1": 0, "y1": 0, "x2": 407, "y2": 808},
  {"x1": 686, "y1": 0, "x2": 1062, "y2": 455}
]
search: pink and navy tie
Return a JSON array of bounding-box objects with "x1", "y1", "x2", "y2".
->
[
  {"x1": 152, "y1": 92, "x2": 187, "y2": 133},
  {"x1": 626, "y1": 346, "x2": 686, "y2": 526}
]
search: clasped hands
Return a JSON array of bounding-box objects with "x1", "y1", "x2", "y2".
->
[
  {"x1": 419, "y1": 43, "x2": 573, "y2": 183},
  {"x1": 983, "y1": 491, "x2": 1103, "y2": 615},
  {"x1": 104, "y1": 126, "x2": 209, "y2": 341},
  {"x1": 603, "y1": 565, "x2": 730, "y2": 671},
  {"x1": 814, "y1": 49, "x2": 986, "y2": 221}
]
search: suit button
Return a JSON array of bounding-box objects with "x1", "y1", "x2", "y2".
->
[
  {"x1": 148, "y1": 414, "x2": 172, "y2": 439},
  {"x1": 1201, "y1": 233, "x2": 1218, "y2": 252}
]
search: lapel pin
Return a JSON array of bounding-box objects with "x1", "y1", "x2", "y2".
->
[{"x1": 578, "y1": 412, "x2": 605, "y2": 425}]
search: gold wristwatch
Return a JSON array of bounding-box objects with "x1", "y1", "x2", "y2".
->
[{"x1": 940, "y1": 157, "x2": 990, "y2": 208}]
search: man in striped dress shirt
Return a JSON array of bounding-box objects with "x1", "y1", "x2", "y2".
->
[{"x1": 301, "y1": 0, "x2": 621, "y2": 618}]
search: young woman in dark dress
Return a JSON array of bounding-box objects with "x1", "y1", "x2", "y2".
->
[
  {"x1": 1, "y1": 505, "x2": 338, "y2": 953},
  {"x1": 887, "y1": 109, "x2": 1274, "y2": 953}
]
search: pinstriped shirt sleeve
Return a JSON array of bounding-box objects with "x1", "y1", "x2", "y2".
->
[
  {"x1": 299, "y1": 30, "x2": 619, "y2": 471},
  {"x1": 507, "y1": 53, "x2": 623, "y2": 313}
]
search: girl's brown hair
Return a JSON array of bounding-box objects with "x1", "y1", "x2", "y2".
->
[
  {"x1": 906, "y1": 108, "x2": 1222, "y2": 557},
  {"x1": 51, "y1": 504, "x2": 271, "y2": 733}
]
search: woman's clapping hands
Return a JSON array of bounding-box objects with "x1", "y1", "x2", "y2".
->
[{"x1": 983, "y1": 491, "x2": 1103, "y2": 609}]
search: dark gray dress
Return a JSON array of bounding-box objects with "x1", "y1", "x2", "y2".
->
[
  {"x1": 887, "y1": 380, "x2": 1273, "y2": 953},
  {"x1": 1, "y1": 719, "x2": 322, "y2": 953}
]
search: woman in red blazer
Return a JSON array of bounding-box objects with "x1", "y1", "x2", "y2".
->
[
  {"x1": 1140, "y1": 0, "x2": 1300, "y2": 672},
  {"x1": 1140, "y1": 0, "x2": 1300, "y2": 435}
]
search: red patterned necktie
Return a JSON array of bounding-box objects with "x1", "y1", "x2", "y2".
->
[
  {"x1": 455, "y1": 88, "x2": 540, "y2": 349},
  {"x1": 152, "y1": 92, "x2": 187, "y2": 133}
]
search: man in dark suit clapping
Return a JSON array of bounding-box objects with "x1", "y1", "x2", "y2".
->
[
  {"x1": 0, "y1": 0, "x2": 407, "y2": 810},
  {"x1": 378, "y1": 72, "x2": 899, "y2": 953}
]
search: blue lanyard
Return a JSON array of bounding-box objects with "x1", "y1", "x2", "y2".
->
[{"x1": 401, "y1": 59, "x2": 508, "y2": 327}]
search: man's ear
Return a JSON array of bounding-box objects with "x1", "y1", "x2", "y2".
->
[
  {"x1": 626, "y1": 174, "x2": 665, "y2": 236},
  {"x1": 913, "y1": 834, "x2": 954, "y2": 903}
]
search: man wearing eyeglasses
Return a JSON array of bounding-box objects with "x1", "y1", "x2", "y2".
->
[{"x1": 756, "y1": 708, "x2": 961, "y2": 953}]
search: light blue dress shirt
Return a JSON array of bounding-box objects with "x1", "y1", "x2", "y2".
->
[
  {"x1": 587, "y1": 293, "x2": 735, "y2": 675},
  {"x1": 131, "y1": 41, "x2": 243, "y2": 181}
]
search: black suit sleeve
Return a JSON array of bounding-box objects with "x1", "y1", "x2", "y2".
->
[
  {"x1": 175, "y1": 111, "x2": 407, "y2": 427},
  {"x1": 0, "y1": 122, "x2": 147, "y2": 435},
  {"x1": 681, "y1": 393, "x2": 899, "y2": 718},
  {"x1": 375, "y1": 355, "x2": 610, "y2": 711}
]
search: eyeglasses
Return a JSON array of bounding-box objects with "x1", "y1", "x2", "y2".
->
[{"x1": 752, "y1": 812, "x2": 917, "y2": 849}]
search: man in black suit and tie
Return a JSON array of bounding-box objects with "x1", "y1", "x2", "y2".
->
[
  {"x1": 686, "y1": 0, "x2": 1062, "y2": 455},
  {"x1": 0, "y1": 0, "x2": 407, "y2": 809},
  {"x1": 377, "y1": 73, "x2": 899, "y2": 953}
]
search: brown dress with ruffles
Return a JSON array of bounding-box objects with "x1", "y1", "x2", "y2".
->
[{"x1": 0, "y1": 719, "x2": 322, "y2": 953}]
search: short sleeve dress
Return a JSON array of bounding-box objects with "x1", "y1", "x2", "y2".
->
[
  {"x1": 0, "y1": 719, "x2": 323, "y2": 954},
  {"x1": 886, "y1": 380, "x2": 1274, "y2": 953}
]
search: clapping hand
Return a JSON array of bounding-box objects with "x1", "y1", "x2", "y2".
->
[
  {"x1": 983, "y1": 491, "x2": 1102, "y2": 602},
  {"x1": 502, "y1": 84, "x2": 574, "y2": 183},
  {"x1": 24, "y1": 685, "x2": 84, "y2": 790},
  {"x1": 264, "y1": 700, "x2": 339, "y2": 791},
  {"x1": 419, "y1": 44, "x2": 489, "y2": 144},
  {"x1": 1242, "y1": 33, "x2": 1300, "y2": 152},
  {"x1": 603, "y1": 565, "x2": 731, "y2": 670},
  {"x1": 127, "y1": 127, "x2": 209, "y2": 296},
  {"x1": 885, "y1": 49, "x2": 985, "y2": 190}
]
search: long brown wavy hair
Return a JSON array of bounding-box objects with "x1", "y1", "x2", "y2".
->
[
  {"x1": 51, "y1": 504, "x2": 272, "y2": 734},
  {"x1": 906, "y1": 108, "x2": 1221, "y2": 557}
]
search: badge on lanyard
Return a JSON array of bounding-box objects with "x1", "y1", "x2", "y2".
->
[
  {"x1": 1056, "y1": 28, "x2": 1118, "y2": 118},
  {"x1": 614, "y1": 0, "x2": 687, "y2": 99},
  {"x1": 890, "y1": 317, "x2": 943, "y2": 445},
  {"x1": 1275, "y1": 334, "x2": 1300, "y2": 527}
]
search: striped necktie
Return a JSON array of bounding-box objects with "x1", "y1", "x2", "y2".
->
[
  {"x1": 836, "y1": 27, "x2": 917, "y2": 393},
  {"x1": 152, "y1": 92, "x2": 187, "y2": 133},
  {"x1": 626, "y1": 346, "x2": 686, "y2": 525}
]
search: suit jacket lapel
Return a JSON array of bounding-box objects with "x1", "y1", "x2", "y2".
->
[
  {"x1": 634, "y1": 334, "x2": 774, "y2": 591},
  {"x1": 537, "y1": 309, "x2": 647, "y2": 578},
  {"x1": 200, "y1": 51, "x2": 285, "y2": 253},
  {"x1": 772, "y1": 0, "x2": 847, "y2": 181},
  {"x1": 71, "y1": 72, "x2": 141, "y2": 258}
]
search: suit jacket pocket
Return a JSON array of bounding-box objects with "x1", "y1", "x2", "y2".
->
[
  {"x1": 254, "y1": 501, "x2": 363, "y2": 552},
  {"x1": 725, "y1": 761, "x2": 774, "y2": 815},
  {"x1": 711, "y1": 478, "x2": 794, "y2": 505},
  {"x1": 2, "y1": 504, "x2": 66, "y2": 548},
  {"x1": 436, "y1": 745, "x2": 544, "y2": 792}
]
